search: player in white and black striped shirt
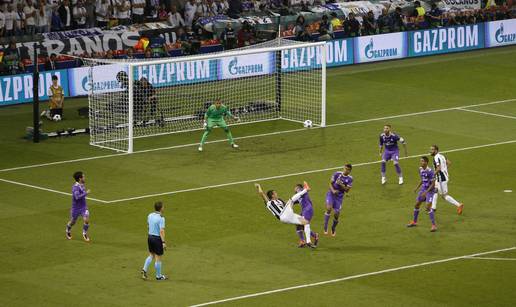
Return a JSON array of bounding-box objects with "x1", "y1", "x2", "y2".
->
[
  {"x1": 254, "y1": 182, "x2": 310, "y2": 226},
  {"x1": 430, "y1": 145, "x2": 464, "y2": 215}
]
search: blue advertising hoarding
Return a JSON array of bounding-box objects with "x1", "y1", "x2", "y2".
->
[{"x1": 408, "y1": 24, "x2": 484, "y2": 57}]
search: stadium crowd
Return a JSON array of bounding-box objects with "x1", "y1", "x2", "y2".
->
[{"x1": 0, "y1": 0, "x2": 514, "y2": 75}]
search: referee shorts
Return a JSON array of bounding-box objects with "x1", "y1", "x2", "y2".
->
[{"x1": 148, "y1": 235, "x2": 164, "y2": 256}]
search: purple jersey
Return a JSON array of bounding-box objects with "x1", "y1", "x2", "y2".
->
[
  {"x1": 379, "y1": 133, "x2": 403, "y2": 151},
  {"x1": 419, "y1": 167, "x2": 435, "y2": 190},
  {"x1": 330, "y1": 171, "x2": 353, "y2": 197},
  {"x1": 71, "y1": 183, "x2": 88, "y2": 212}
]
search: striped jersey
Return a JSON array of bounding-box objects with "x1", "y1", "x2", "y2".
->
[
  {"x1": 433, "y1": 153, "x2": 449, "y2": 182},
  {"x1": 266, "y1": 199, "x2": 285, "y2": 219}
]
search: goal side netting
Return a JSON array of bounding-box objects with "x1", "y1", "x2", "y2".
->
[{"x1": 82, "y1": 38, "x2": 326, "y2": 153}]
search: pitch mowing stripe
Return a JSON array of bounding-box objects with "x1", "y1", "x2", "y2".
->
[
  {"x1": 0, "y1": 178, "x2": 109, "y2": 203},
  {"x1": 189, "y1": 247, "x2": 516, "y2": 307},
  {"x1": 104, "y1": 139, "x2": 516, "y2": 203},
  {"x1": 457, "y1": 108, "x2": 516, "y2": 120},
  {"x1": 0, "y1": 98, "x2": 515, "y2": 173}
]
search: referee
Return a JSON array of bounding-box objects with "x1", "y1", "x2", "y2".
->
[{"x1": 141, "y1": 201, "x2": 167, "y2": 280}]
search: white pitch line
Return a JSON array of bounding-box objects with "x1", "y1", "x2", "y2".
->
[
  {"x1": 457, "y1": 108, "x2": 516, "y2": 120},
  {"x1": 0, "y1": 178, "x2": 109, "y2": 203},
  {"x1": 1, "y1": 98, "x2": 515, "y2": 173},
  {"x1": 189, "y1": 247, "x2": 516, "y2": 307},
  {"x1": 463, "y1": 257, "x2": 516, "y2": 261},
  {"x1": 105, "y1": 139, "x2": 516, "y2": 203}
]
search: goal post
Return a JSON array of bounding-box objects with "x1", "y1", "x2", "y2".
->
[{"x1": 84, "y1": 38, "x2": 327, "y2": 153}]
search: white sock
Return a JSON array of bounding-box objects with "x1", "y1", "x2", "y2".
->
[
  {"x1": 431, "y1": 194, "x2": 438, "y2": 210},
  {"x1": 444, "y1": 195, "x2": 460, "y2": 207},
  {"x1": 304, "y1": 224, "x2": 311, "y2": 244},
  {"x1": 290, "y1": 189, "x2": 307, "y2": 202}
]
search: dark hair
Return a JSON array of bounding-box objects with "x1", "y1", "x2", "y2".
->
[
  {"x1": 154, "y1": 201, "x2": 163, "y2": 211},
  {"x1": 345, "y1": 164, "x2": 352, "y2": 170},
  {"x1": 322, "y1": 15, "x2": 328, "y2": 20},
  {"x1": 432, "y1": 144, "x2": 439, "y2": 151},
  {"x1": 52, "y1": 75, "x2": 58, "y2": 80},
  {"x1": 295, "y1": 184, "x2": 303, "y2": 190},
  {"x1": 266, "y1": 190, "x2": 275, "y2": 199},
  {"x1": 73, "y1": 171, "x2": 83, "y2": 182},
  {"x1": 421, "y1": 156, "x2": 429, "y2": 163}
]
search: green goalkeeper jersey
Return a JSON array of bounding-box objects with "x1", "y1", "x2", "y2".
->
[{"x1": 205, "y1": 104, "x2": 232, "y2": 120}]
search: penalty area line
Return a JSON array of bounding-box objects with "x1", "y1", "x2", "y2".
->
[{"x1": 189, "y1": 247, "x2": 516, "y2": 307}]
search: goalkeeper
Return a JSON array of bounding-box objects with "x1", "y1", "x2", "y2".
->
[{"x1": 198, "y1": 99, "x2": 239, "y2": 152}]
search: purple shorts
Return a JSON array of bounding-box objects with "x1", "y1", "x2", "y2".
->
[
  {"x1": 326, "y1": 191, "x2": 344, "y2": 213},
  {"x1": 71, "y1": 208, "x2": 89, "y2": 221},
  {"x1": 302, "y1": 207, "x2": 314, "y2": 222},
  {"x1": 417, "y1": 190, "x2": 435, "y2": 203},
  {"x1": 382, "y1": 149, "x2": 400, "y2": 162}
]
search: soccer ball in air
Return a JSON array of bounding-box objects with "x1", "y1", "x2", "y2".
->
[
  {"x1": 303, "y1": 120, "x2": 313, "y2": 128},
  {"x1": 52, "y1": 114, "x2": 62, "y2": 122}
]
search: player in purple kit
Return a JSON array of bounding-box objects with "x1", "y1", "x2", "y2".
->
[
  {"x1": 65, "y1": 171, "x2": 91, "y2": 242},
  {"x1": 379, "y1": 124, "x2": 407, "y2": 185},
  {"x1": 407, "y1": 157, "x2": 438, "y2": 232},
  {"x1": 324, "y1": 164, "x2": 353, "y2": 236},
  {"x1": 293, "y1": 183, "x2": 319, "y2": 248}
]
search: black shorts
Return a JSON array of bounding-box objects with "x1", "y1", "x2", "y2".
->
[
  {"x1": 50, "y1": 108, "x2": 63, "y2": 117},
  {"x1": 148, "y1": 235, "x2": 164, "y2": 255}
]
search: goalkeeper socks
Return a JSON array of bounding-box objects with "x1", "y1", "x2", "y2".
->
[
  {"x1": 155, "y1": 261, "x2": 162, "y2": 278},
  {"x1": 225, "y1": 130, "x2": 234, "y2": 144},
  {"x1": 200, "y1": 130, "x2": 210, "y2": 146},
  {"x1": 143, "y1": 256, "x2": 153, "y2": 272}
]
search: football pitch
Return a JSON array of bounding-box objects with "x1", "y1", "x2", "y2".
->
[{"x1": 1, "y1": 46, "x2": 515, "y2": 307}]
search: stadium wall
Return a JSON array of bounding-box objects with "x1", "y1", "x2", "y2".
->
[{"x1": 1, "y1": 19, "x2": 515, "y2": 106}]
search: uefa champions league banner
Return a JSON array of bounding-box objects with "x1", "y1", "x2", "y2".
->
[
  {"x1": 0, "y1": 70, "x2": 69, "y2": 106},
  {"x1": 408, "y1": 24, "x2": 484, "y2": 57},
  {"x1": 485, "y1": 19, "x2": 516, "y2": 48},
  {"x1": 354, "y1": 32, "x2": 407, "y2": 63}
]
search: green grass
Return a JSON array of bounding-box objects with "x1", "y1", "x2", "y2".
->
[{"x1": 1, "y1": 46, "x2": 516, "y2": 307}]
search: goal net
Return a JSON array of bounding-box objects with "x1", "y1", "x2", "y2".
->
[{"x1": 82, "y1": 38, "x2": 326, "y2": 153}]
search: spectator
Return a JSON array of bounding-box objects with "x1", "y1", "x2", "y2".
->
[
  {"x1": 50, "y1": 7, "x2": 62, "y2": 31},
  {"x1": 413, "y1": 1, "x2": 426, "y2": 18},
  {"x1": 465, "y1": 11, "x2": 476, "y2": 24},
  {"x1": 197, "y1": 0, "x2": 210, "y2": 18},
  {"x1": 319, "y1": 14, "x2": 333, "y2": 39},
  {"x1": 144, "y1": 48, "x2": 152, "y2": 58},
  {"x1": 345, "y1": 12, "x2": 361, "y2": 37},
  {"x1": 45, "y1": 53, "x2": 58, "y2": 70},
  {"x1": 426, "y1": 3, "x2": 442, "y2": 28},
  {"x1": 213, "y1": 0, "x2": 229, "y2": 15},
  {"x1": 157, "y1": 3, "x2": 168, "y2": 21},
  {"x1": 106, "y1": 49, "x2": 114, "y2": 59},
  {"x1": 58, "y1": 0, "x2": 72, "y2": 30},
  {"x1": 237, "y1": 21, "x2": 255, "y2": 47},
  {"x1": 362, "y1": 11, "x2": 377, "y2": 36},
  {"x1": 114, "y1": 0, "x2": 131, "y2": 26},
  {"x1": 377, "y1": 9, "x2": 392, "y2": 34},
  {"x1": 0, "y1": 7, "x2": 5, "y2": 37},
  {"x1": 299, "y1": 24, "x2": 312, "y2": 41},
  {"x1": 184, "y1": 0, "x2": 197, "y2": 27},
  {"x1": 446, "y1": 13, "x2": 458, "y2": 26},
  {"x1": 4, "y1": 5, "x2": 16, "y2": 37},
  {"x1": 227, "y1": 0, "x2": 242, "y2": 19},
  {"x1": 95, "y1": 0, "x2": 110, "y2": 28},
  {"x1": 126, "y1": 47, "x2": 135, "y2": 59},
  {"x1": 206, "y1": 0, "x2": 217, "y2": 16},
  {"x1": 15, "y1": 4, "x2": 25, "y2": 36},
  {"x1": 36, "y1": 0, "x2": 49, "y2": 33},
  {"x1": 330, "y1": 12, "x2": 342, "y2": 29},
  {"x1": 73, "y1": 0, "x2": 87, "y2": 28},
  {"x1": 168, "y1": 5, "x2": 185, "y2": 28},
  {"x1": 221, "y1": 22, "x2": 236, "y2": 49},
  {"x1": 293, "y1": 15, "x2": 305, "y2": 39},
  {"x1": 390, "y1": 7, "x2": 406, "y2": 32},
  {"x1": 84, "y1": 0, "x2": 96, "y2": 28},
  {"x1": 132, "y1": 0, "x2": 146, "y2": 24},
  {"x1": 24, "y1": 0, "x2": 37, "y2": 35},
  {"x1": 146, "y1": 0, "x2": 160, "y2": 21},
  {"x1": 3, "y1": 42, "x2": 21, "y2": 74}
]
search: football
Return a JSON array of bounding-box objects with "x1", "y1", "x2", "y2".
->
[
  {"x1": 53, "y1": 114, "x2": 62, "y2": 122},
  {"x1": 303, "y1": 120, "x2": 313, "y2": 128}
]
